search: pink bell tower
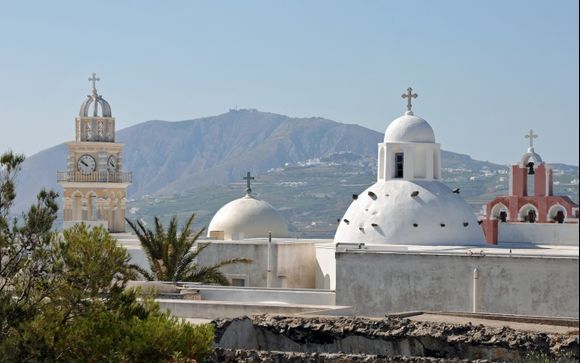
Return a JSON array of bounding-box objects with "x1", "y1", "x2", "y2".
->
[{"x1": 481, "y1": 130, "x2": 578, "y2": 244}]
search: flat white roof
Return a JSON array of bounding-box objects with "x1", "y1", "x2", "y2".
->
[{"x1": 337, "y1": 242, "x2": 579, "y2": 258}]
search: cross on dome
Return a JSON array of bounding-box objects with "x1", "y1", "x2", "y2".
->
[
  {"x1": 525, "y1": 129, "x2": 538, "y2": 149},
  {"x1": 88, "y1": 72, "x2": 100, "y2": 93},
  {"x1": 79, "y1": 73, "x2": 112, "y2": 118},
  {"x1": 401, "y1": 87, "x2": 418, "y2": 113},
  {"x1": 243, "y1": 171, "x2": 255, "y2": 195}
]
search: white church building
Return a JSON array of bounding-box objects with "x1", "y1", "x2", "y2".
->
[{"x1": 114, "y1": 88, "x2": 579, "y2": 319}]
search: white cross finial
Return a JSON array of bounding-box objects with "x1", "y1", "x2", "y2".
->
[
  {"x1": 401, "y1": 87, "x2": 418, "y2": 112},
  {"x1": 88, "y1": 72, "x2": 100, "y2": 92},
  {"x1": 243, "y1": 171, "x2": 255, "y2": 195},
  {"x1": 525, "y1": 129, "x2": 538, "y2": 149}
]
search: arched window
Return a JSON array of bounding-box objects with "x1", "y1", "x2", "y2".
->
[
  {"x1": 490, "y1": 203, "x2": 509, "y2": 222},
  {"x1": 547, "y1": 204, "x2": 567, "y2": 224},
  {"x1": 518, "y1": 203, "x2": 538, "y2": 223}
]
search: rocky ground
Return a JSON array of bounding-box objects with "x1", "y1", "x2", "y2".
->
[{"x1": 210, "y1": 315, "x2": 579, "y2": 362}]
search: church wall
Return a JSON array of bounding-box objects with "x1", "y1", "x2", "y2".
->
[
  {"x1": 195, "y1": 241, "x2": 316, "y2": 288},
  {"x1": 335, "y1": 251, "x2": 579, "y2": 318},
  {"x1": 277, "y1": 243, "x2": 316, "y2": 288},
  {"x1": 498, "y1": 223, "x2": 579, "y2": 246},
  {"x1": 413, "y1": 147, "x2": 426, "y2": 179},
  {"x1": 197, "y1": 242, "x2": 269, "y2": 287},
  {"x1": 315, "y1": 243, "x2": 336, "y2": 290}
]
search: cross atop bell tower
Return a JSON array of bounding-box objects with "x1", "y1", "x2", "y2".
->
[
  {"x1": 525, "y1": 129, "x2": 538, "y2": 150},
  {"x1": 89, "y1": 72, "x2": 100, "y2": 93},
  {"x1": 401, "y1": 87, "x2": 418, "y2": 113},
  {"x1": 243, "y1": 171, "x2": 255, "y2": 195}
]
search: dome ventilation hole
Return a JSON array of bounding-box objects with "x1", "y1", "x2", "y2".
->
[
  {"x1": 368, "y1": 191, "x2": 377, "y2": 200},
  {"x1": 463, "y1": 222, "x2": 469, "y2": 227},
  {"x1": 352, "y1": 194, "x2": 358, "y2": 200},
  {"x1": 343, "y1": 219, "x2": 350, "y2": 224},
  {"x1": 440, "y1": 223, "x2": 446, "y2": 227},
  {"x1": 413, "y1": 223, "x2": 418, "y2": 227}
]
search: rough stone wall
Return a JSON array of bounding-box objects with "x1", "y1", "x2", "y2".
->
[
  {"x1": 207, "y1": 349, "x2": 484, "y2": 362},
  {"x1": 212, "y1": 315, "x2": 579, "y2": 361}
]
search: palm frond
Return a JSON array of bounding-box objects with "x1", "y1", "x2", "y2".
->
[
  {"x1": 128, "y1": 263, "x2": 155, "y2": 281},
  {"x1": 185, "y1": 265, "x2": 231, "y2": 286},
  {"x1": 210, "y1": 257, "x2": 253, "y2": 270},
  {"x1": 127, "y1": 213, "x2": 250, "y2": 285}
]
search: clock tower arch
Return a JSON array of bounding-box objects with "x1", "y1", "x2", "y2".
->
[{"x1": 57, "y1": 73, "x2": 132, "y2": 232}]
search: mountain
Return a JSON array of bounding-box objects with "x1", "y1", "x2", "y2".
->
[
  {"x1": 13, "y1": 109, "x2": 578, "y2": 213},
  {"x1": 14, "y1": 109, "x2": 378, "y2": 211}
]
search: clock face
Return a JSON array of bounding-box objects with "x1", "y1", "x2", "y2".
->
[
  {"x1": 107, "y1": 155, "x2": 117, "y2": 171},
  {"x1": 77, "y1": 154, "x2": 96, "y2": 175}
]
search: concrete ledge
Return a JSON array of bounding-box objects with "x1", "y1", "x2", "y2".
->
[
  {"x1": 157, "y1": 299, "x2": 352, "y2": 320},
  {"x1": 404, "y1": 311, "x2": 580, "y2": 327}
]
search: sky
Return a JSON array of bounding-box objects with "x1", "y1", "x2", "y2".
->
[{"x1": 0, "y1": 0, "x2": 578, "y2": 165}]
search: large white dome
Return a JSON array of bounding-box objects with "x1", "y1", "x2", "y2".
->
[
  {"x1": 334, "y1": 180, "x2": 484, "y2": 246},
  {"x1": 208, "y1": 195, "x2": 288, "y2": 240},
  {"x1": 384, "y1": 112, "x2": 435, "y2": 143}
]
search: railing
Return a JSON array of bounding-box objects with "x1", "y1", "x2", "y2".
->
[{"x1": 57, "y1": 171, "x2": 132, "y2": 183}]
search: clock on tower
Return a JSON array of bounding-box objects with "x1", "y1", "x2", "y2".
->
[{"x1": 57, "y1": 73, "x2": 132, "y2": 233}]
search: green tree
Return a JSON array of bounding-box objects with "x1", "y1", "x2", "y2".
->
[
  {"x1": 0, "y1": 151, "x2": 214, "y2": 362},
  {"x1": 126, "y1": 214, "x2": 251, "y2": 285},
  {"x1": 1, "y1": 151, "x2": 60, "y2": 338}
]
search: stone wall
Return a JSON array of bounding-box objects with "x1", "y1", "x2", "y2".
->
[
  {"x1": 208, "y1": 349, "x2": 485, "y2": 362},
  {"x1": 212, "y1": 315, "x2": 579, "y2": 361}
]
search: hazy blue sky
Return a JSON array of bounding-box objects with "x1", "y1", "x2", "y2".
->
[{"x1": 0, "y1": 0, "x2": 578, "y2": 165}]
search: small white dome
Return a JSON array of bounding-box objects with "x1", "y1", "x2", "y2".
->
[
  {"x1": 384, "y1": 112, "x2": 435, "y2": 143},
  {"x1": 208, "y1": 195, "x2": 288, "y2": 240},
  {"x1": 334, "y1": 180, "x2": 484, "y2": 246}
]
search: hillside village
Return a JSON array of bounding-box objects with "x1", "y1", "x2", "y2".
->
[{"x1": 127, "y1": 148, "x2": 578, "y2": 238}]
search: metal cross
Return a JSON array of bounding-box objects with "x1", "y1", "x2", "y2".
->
[
  {"x1": 525, "y1": 129, "x2": 538, "y2": 148},
  {"x1": 88, "y1": 72, "x2": 100, "y2": 91},
  {"x1": 243, "y1": 171, "x2": 255, "y2": 195},
  {"x1": 401, "y1": 87, "x2": 418, "y2": 112}
]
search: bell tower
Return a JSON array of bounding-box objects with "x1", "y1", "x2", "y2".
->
[{"x1": 57, "y1": 73, "x2": 132, "y2": 233}]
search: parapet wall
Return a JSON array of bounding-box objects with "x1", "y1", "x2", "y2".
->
[{"x1": 336, "y1": 250, "x2": 579, "y2": 318}]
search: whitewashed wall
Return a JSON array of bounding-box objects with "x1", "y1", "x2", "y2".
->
[
  {"x1": 336, "y1": 251, "x2": 579, "y2": 318},
  {"x1": 499, "y1": 223, "x2": 579, "y2": 246},
  {"x1": 315, "y1": 243, "x2": 336, "y2": 289},
  {"x1": 196, "y1": 240, "x2": 316, "y2": 288}
]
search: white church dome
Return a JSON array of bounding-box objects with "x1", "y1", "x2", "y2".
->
[
  {"x1": 335, "y1": 87, "x2": 484, "y2": 246},
  {"x1": 208, "y1": 195, "x2": 289, "y2": 240},
  {"x1": 334, "y1": 180, "x2": 484, "y2": 246},
  {"x1": 384, "y1": 111, "x2": 435, "y2": 143}
]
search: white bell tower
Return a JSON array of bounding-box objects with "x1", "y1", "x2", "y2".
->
[
  {"x1": 377, "y1": 88, "x2": 441, "y2": 182},
  {"x1": 57, "y1": 73, "x2": 132, "y2": 232}
]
